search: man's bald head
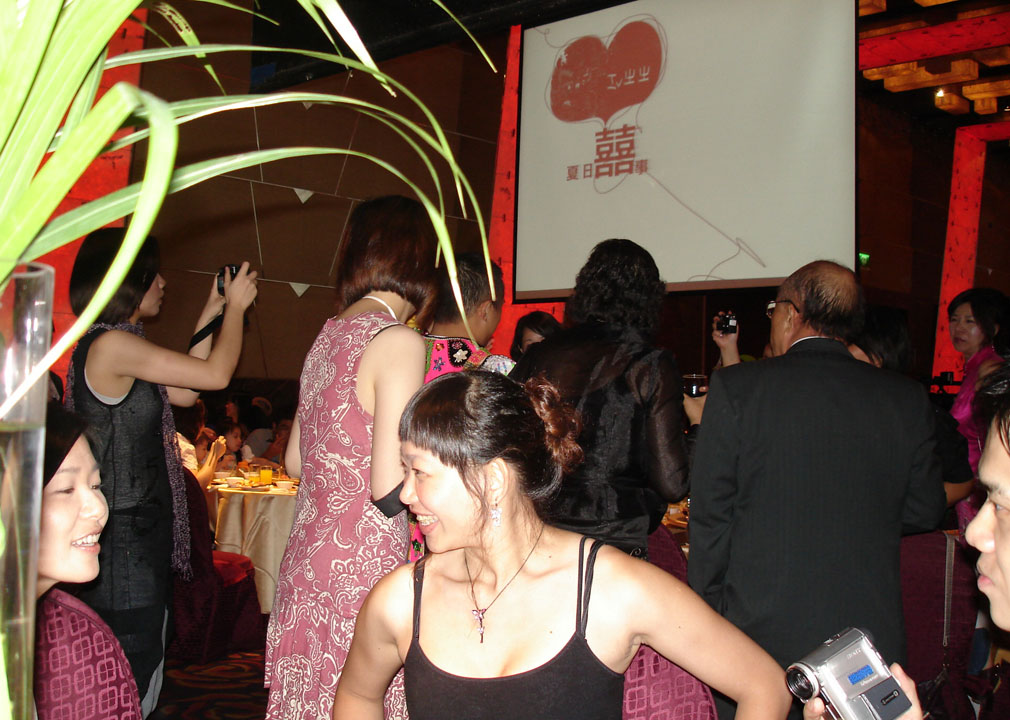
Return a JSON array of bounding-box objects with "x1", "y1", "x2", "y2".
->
[{"x1": 780, "y1": 261, "x2": 865, "y2": 343}]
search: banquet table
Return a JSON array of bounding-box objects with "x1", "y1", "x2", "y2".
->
[{"x1": 214, "y1": 484, "x2": 297, "y2": 613}]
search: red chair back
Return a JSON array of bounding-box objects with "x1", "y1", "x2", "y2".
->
[
  {"x1": 35, "y1": 589, "x2": 142, "y2": 720},
  {"x1": 167, "y1": 469, "x2": 264, "y2": 663},
  {"x1": 622, "y1": 527, "x2": 717, "y2": 720}
]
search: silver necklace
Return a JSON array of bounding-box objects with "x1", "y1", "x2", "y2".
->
[
  {"x1": 362, "y1": 294, "x2": 397, "y2": 320},
  {"x1": 463, "y1": 525, "x2": 545, "y2": 644}
]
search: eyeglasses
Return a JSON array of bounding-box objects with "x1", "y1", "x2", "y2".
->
[{"x1": 765, "y1": 299, "x2": 798, "y2": 318}]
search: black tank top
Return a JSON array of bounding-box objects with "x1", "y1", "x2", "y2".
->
[{"x1": 403, "y1": 537, "x2": 625, "y2": 720}]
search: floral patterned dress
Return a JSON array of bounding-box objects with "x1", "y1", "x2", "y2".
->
[{"x1": 265, "y1": 312, "x2": 408, "y2": 720}]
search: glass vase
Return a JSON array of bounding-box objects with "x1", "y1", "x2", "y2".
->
[{"x1": 0, "y1": 263, "x2": 54, "y2": 720}]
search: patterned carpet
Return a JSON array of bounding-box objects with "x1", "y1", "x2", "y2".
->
[{"x1": 152, "y1": 652, "x2": 268, "y2": 720}]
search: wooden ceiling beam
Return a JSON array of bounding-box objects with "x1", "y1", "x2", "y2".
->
[
  {"x1": 859, "y1": 0, "x2": 887, "y2": 16},
  {"x1": 975, "y1": 96, "x2": 999, "y2": 113},
  {"x1": 935, "y1": 91, "x2": 971, "y2": 114},
  {"x1": 975, "y1": 45, "x2": 1010, "y2": 66},
  {"x1": 860, "y1": 21, "x2": 928, "y2": 40},
  {"x1": 882, "y1": 58, "x2": 979, "y2": 91},
  {"x1": 863, "y1": 61, "x2": 919, "y2": 80},
  {"x1": 961, "y1": 77, "x2": 1010, "y2": 98}
]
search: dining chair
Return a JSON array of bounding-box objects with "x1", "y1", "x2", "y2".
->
[
  {"x1": 35, "y1": 588, "x2": 142, "y2": 720},
  {"x1": 622, "y1": 526, "x2": 717, "y2": 720},
  {"x1": 167, "y1": 470, "x2": 264, "y2": 663},
  {"x1": 900, "y1": 530, "x2": 979, "y2": 720}
]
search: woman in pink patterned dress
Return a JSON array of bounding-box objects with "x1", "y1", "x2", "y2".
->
[{"x1": 265, "y1": 196, "x2": 438, "y2": 720}]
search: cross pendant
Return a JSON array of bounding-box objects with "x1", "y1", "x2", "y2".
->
[{"x1": 472, "y1": 608, "x2": 486, "y2": 643}]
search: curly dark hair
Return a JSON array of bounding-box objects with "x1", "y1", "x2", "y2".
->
[
  {"x1": 565, "y1": 239, "x2": 665, "y2": 334},
  {"x1": 399, "y1": 372, "x2": 582, "y2": 522}
]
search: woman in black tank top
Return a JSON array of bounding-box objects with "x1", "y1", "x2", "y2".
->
[{"x1": 333, "y1": 372, "x2": 790, "y2": 720}]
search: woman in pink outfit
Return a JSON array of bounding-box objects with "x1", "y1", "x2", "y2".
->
[
  {"x1": 947, "y1": 288, "x2": 1008, "y2": 530},
  {"x1": 264, "y1": 196, "x2": 438, "y2": 720}
]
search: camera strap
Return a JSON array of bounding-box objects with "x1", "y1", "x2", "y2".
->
[
  {"x1": 942, "y1": 531, "x2": 955, "y2": 659},
  {"x1": 188, "y1": 312, "x2": 224, "y2": 350}
]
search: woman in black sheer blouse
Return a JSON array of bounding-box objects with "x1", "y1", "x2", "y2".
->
[{"x1": 511, "y1": 239, "x2": 689, "y2": 557}]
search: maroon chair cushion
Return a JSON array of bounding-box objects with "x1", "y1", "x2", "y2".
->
[
  {"x1": 167, "y1": 469, "x2": 264, "y2": 664},
  {"x1": 213, "y1": 550, "x2": 255, "y2": 586},
  {"x1": 621, "y1": 527, "x2": 717, "y2": 720},
  {"x1": 649, "y1": 524, "x2": 688, "y2": 582},
  {"x1": 35, "y1": 589, "x2": 141, "y2": 720},
  {"x1": 624, "y1": 646, "x2": 718, "y2": 720}
]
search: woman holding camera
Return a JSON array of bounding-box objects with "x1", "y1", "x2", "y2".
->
[{"x1": 67, "y1": 228, "x2": 257, "y2": 714}]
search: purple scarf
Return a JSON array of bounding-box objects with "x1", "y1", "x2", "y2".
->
[{"x1": 65, "y1": 322, "x2": 192, "y2": 580}]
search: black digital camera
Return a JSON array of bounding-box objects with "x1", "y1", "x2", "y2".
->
[
  {"x1": 216, "y1": 264, "x2": 239, "y2": 296},
  {"x1": 716, "y1": 312, "x2": 737, "y2": 334}
]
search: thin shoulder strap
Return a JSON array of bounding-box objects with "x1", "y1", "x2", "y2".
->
[
  {"x1": 576, "y1": 536, "x2": 587, "y2": 630},
  {"x1": 411, "y1": 556, "x2": 427, "y2": 640},
  {"x1": 576, "y1": 537, "x2": 604, "y2": 636}
]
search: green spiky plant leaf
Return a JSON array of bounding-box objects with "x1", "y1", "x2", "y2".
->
[{"x1": 0, "y1": 1, "x2": 495, "y2": 714}]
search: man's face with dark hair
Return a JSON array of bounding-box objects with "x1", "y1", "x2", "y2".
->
[{"x1": 967, "y1": 422, "x2": 1010, "y2": 630}]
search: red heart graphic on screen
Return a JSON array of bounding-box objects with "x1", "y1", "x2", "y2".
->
[{"x1": 549, "y1": 20, "x2": 663, "y2": 125}]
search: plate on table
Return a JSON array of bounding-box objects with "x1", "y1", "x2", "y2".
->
[{"x1": 242, "y1": 484, "x2": 272, "y2": 492}]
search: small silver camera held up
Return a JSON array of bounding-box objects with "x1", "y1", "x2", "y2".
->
[{"x1": 786, "y1": 628, "x2": 912, "y2": 720}]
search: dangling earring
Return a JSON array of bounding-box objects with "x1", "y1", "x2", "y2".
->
[{"x1": 490, "y1": 506, "x2": 502, "y2": 528}]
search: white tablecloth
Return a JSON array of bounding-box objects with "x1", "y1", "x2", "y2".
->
[{"x1": 214, "y1": 485, "x2": 297, "y2": 613}]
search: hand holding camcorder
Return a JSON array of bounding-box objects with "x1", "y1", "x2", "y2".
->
[{"x1": 787, "y1": 628, "x2": 912, "y2": 720}]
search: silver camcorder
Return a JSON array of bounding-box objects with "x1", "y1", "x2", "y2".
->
[{"x1": 786, "y1": 628, "x2": 911, "y2": 720}]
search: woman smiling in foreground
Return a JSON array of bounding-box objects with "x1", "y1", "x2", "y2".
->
[
  {"x1": 333, "y1": 372, "x2": 790, "y2": 720},
  {"x1": 34, "y1": 402, "x2": 142, "y2": 719}
]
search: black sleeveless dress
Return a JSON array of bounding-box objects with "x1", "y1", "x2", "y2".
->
[
  {"x1": 71, "y1": 327, "x2": 173, "y2": 696},
  {"x1": 404, "y1": 537, "x2": 625, "y2": 719}
]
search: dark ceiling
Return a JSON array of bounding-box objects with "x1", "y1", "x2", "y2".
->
[
  {"x1": 249, "y1": 0, "x2": 1010, "y2": 154},
  {"x1": 251, "y1": 0, "x2": 631, "y2": 91}
]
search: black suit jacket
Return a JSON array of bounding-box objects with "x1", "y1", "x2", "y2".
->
[{"x1": 687, "y1": 337, "x2": 946, "y2": 672}]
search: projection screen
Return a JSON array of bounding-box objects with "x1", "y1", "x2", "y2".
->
[{"x1": 514, "y1": 0, "x2": 855, "y2": 298}]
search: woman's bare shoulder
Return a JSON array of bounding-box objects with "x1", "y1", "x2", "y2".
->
[
  {"x1": 589, "y1": 542, "x2": 692, "y2": 608},
  {"x1": 369, "y1": 323, "x2": 425, "y2": 351},
  {"x1": 363, "y1": 324, "x2": 426, "y2": 372},
  {"x1": 364, "y1": 562, "x2": 418, "y2": 631}
]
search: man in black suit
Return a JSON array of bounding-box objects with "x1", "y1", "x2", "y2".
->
[{"x1": 687, "y1": 261, "x2": 946, "y2": 719}]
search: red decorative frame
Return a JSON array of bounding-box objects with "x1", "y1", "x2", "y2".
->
[
  {"x1": 932, "y1": 122, "x2": 1010, "y2": 380},
  {"x1": 488, "y1": 26, "x2": 564, "y2": 354},
  {"x1": 44, "y1": 18, "x2": 146, "y2": 378}
]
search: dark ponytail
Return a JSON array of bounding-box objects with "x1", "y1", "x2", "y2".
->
[
  {"x1": 399, "y1": 371, "x2": 582, "y2": 519},
  {"x1": 523, "y1": 377, "x2": 582, "y2": 477}
]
